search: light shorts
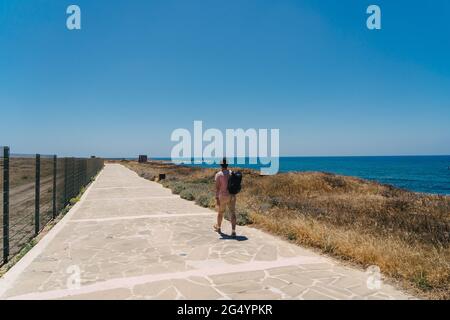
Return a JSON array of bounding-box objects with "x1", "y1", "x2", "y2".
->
[{"x1": 217, "y1": 194, "x2": 236, "y2": 215}]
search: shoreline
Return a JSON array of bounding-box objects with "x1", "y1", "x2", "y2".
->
[{"x1": 147, "y1": 157, "x2": 450, "y2": 197}]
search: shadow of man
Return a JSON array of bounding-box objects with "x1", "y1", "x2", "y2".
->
[{"x1": 219, "y1": 232, "x2": 248, "y2": 242}]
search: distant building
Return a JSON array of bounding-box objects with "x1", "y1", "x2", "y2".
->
[{"x1": 138, "y1": 155, "x2": 148, "y2": 163}]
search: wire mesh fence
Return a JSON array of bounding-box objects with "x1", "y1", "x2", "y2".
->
[{"x1": 1, "y1": 147, "x2": 104, "y2": 265}]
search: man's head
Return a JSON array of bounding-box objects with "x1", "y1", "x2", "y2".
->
[{"x1": 220, "y1": 158, "x2": 228, "y2": 170}]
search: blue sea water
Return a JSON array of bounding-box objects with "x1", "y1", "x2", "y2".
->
[{"x1": 157, "y1": 156, "x2": 450, "y2": 195}]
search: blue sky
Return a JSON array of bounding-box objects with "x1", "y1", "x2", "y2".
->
[{"x1": 0, "y1": 0, "x2": 449, "y2": 157}]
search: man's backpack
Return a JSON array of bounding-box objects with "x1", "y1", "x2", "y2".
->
[{"x1": 227, "y1": 171, "x2": 243, "y2": 195}]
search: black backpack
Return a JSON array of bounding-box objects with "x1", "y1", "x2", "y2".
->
[{"x1": 227, "y1": 171, "x2": 242, "y2": 195}]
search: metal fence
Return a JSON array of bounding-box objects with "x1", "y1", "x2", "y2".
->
[{"x1": 1, "y1": 147, "x2": 104, "y2": 265}]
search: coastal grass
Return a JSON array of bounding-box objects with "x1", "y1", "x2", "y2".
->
[{"x1": 122, "y1": 160, "x2": 450, "y2": 299}]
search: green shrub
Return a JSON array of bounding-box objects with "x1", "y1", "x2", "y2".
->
[
  {"x1": 196, "y1": 193, "x2": 214, "y2": 208},
  {"x1": 192, "y1": 177, "x2": 211, "y2": 184},
  {"x1": 287, "y1": 232, "x2": 297, "y2": 241},
  {"x1": 172, "y1": 183, "x2": 185, "y2": 194},
  {"x1": 160, "y1": 180, "x2": 172, "y2": 188},
  {"x1": 236, "y1": 209, "x2": 252, "y2": 226},
  {"x1": 414, "y1": 272, "x2": 432, "y2": 291},
  {"x1": 224, "y1": 208, "x2": 253, "y2": 226},
  {"x1": 142, "y1": 172, "x2": 156, "y2": 181},
  {"x1": 69, "y1": 196, "x2": 80, "y2": 205},
  {"x1": 180, "y1": 189, "x2": 195, "y2": 201}
]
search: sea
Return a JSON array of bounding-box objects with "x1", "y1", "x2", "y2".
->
[{"x1": 153, "y1": 156, "x2": 450, "y2": 196}]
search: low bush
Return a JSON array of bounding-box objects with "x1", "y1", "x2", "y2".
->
[
  {"x1": 180, "y1": 189, "x2": 195, "y2": 201},
  {"x1": 195, "y1": 193, "x2": 214, "y2": 208},
  {"x1": 171, "y1": 183, "x2": 185, "y2": 195}
]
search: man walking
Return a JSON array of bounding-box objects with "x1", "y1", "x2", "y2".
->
[{"x1": 213, "y1": 158, "x2": 237, "y2": 237}]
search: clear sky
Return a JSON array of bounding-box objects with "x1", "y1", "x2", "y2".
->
[{"x1": 0, "y1": 0, "x2": 449, "y2": 157}]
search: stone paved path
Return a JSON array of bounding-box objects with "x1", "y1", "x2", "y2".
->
[{"x1": 0, "y1": 164, "x2": 413, "y2": 300}]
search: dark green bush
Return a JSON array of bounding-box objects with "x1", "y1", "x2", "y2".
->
[
  {"x1": 224, "y1": 208, "x2": 252, "y2": 226},
  {"x1": 172, "y1": 183, "x2": 185, "y2": 194},
  {"x1": 180, "y1": 189, "x2": 195, "y2": 201},
  {"x1": 236, "y1": 209, "x2": 252, "y2": 226},
  {"x1": 195, "y1": 193, "x2": 214, "y2": 208}
]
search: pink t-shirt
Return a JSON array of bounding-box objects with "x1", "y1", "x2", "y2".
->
[{"x1": 215, "y1": 170, "x2": 231, "y2": 198}]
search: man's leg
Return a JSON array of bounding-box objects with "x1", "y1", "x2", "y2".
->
[
  {"x1": 216, "y1": 196, "x2": 226, "y2": 232},
  {"x1": 229, "y1": 195, "x2": 237, "y2": 234}
]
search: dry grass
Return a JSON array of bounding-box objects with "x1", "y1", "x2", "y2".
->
[{"x1": 121, "y1": 160, "x2": 450, "y2": 299}]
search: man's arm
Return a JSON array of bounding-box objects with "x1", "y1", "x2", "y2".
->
[{"x1": 215, "y1": 174, "x2": 220, "y2": 204}]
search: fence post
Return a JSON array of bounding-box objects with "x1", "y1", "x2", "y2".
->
[
  {"x1": 35, "y1": 154, "x2": 40, "y2": 236},
  {"x1": 72, "y1": 158, "x2": 76, "y2": 198},
  {"x1": 75, "y1": 159, "x2": 79, "y2": 193},
  {"x1": 74, "y1": 158, "x2": 78, "y2": 196},
  {"x1": 84, "y1": 159, "x2": 88, "y2": 186},
  {"x1": 52, "y1": 155, "x2": 57, "y2": 219},
  {"x1": 70, "y1": 158, "x2": 74, "y2": 200},
  {"x1": 64, "y1": 158, "x2": 68, "y2": 206},
  {"x1": 3, "y1": 147, "x2": 10, "y2": 264}
]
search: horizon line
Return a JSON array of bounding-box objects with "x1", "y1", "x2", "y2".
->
[{"x1": 105, "y1": 154, "x2": 450, "y2": 159}]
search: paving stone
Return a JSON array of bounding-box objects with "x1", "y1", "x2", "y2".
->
[
  {"x1": 301, "y1": 289, "x2": 335, "y2": 300},
  {"x1": 331, "y1": 276, "x2": 367, "y2": 288},
  {"x1": 300, "y1": 263, "x2": 334, "y2": 271},
  {"x1": 186, "y1": 246, "x2": 209, "y2": 261},
  {"x1": 133, "y1": 280, "x2": 172, "y2": 297},
  {"x1": 280, "y1": 284, "x2": 306, "y2": 298},
  {"x1": 367, "y1": 293, "x2": 393, "y2": 300},
  {"x1": 275, "y1": 274, "x2": 315, "y2": 286},
  {"x1": 311, "y1": 285, "x2": 354, "y2": 299},
  {"x1": 155, "y1": 287, "x2": 178, "y2": 299},
  {"x1": 187, "y1": 276, "x2": 211, "y2": 286},
  {"x1": 347, "y1": 284, "x2": 379, "y2": 297},
  {"x1": 209, "y1": 271, "x2": 266, "y2": 285},
  {"x1": 230, "y1": 290, "x2": 282, "y2": 300},
  {"x1": 172, "y1": 279, "x2": 222, "y2": 299},
  {"x1": 254, "y1": 245, "x2": 278, "y2": 261},
  {"x1": 215, "y1": 280, "x2": 263, "y2": 294},
  {"x1": 267, "y1": 266, "x2": 303, "y2": 276},
  {"x1": 261, "y1": 277, "x2": 290, "y2": 289},
  {"x1": 299, "y1": 270, "x2": 340, "y2": 279},
  {"x1": 61, "y1": 288, "x2": 132, "y2": 300}
]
